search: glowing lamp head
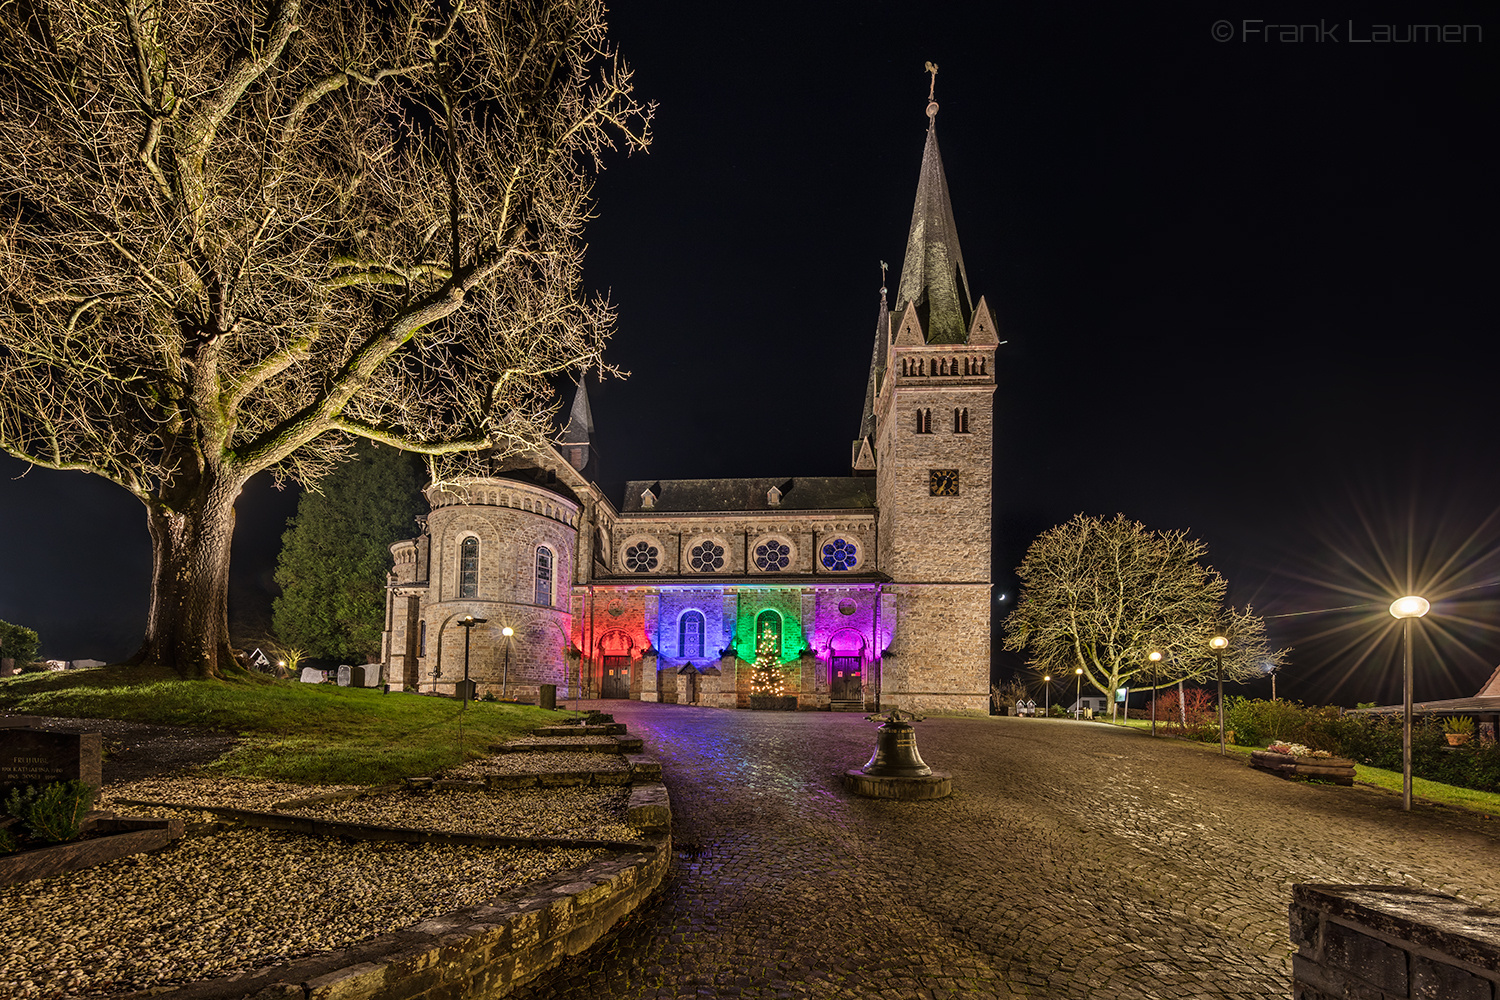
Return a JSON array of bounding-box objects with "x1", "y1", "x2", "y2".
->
[
  {"x1": 1074, "y1": 667, "x2": 1083, "y2": 675},
  {"x1": 1209, "y1": 636, "x2": 1228, "y2": 650},
  {"x1": 1389, "y1": 596, "x2": 1430, "y2": 620},
  {"x1": 501, "y1": 626, "x2": 514, "y2": 637},
  {"x1": 1148, "y1": 651, "x2": 1162, "y2": 663},
  {"x1": 1044, "y1": 675, "x2": 1051, "y2": 682}
]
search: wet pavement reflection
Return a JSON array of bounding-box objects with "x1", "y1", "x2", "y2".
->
[{"x1": 509, "y1": 702, "x2": 1500, "y2": 999}]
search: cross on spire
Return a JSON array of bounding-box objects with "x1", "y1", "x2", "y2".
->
[{"x1": 924, "y1": 61, "x2": 940, "y2": 121}]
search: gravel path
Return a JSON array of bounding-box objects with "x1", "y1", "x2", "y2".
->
[
  {"x1": 1, "y1": 829, "x2": 605, "y2": 998},
  {"x1": 447, "y1": 751, "x2": 629, "y2": 777},
  {"x1": 285, "y1": 786, "x2": 638, "y2": 840},
  {"x1": 2, "y1": 728, "x2": 638, "y2": 998},
  {"x1": 509, "y1": 703, "x2": 1500, "y2": 1000}
]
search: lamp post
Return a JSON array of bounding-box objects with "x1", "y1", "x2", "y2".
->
[
  {"x1": 1389, "y1": 595, "x2": 1430, "y2": 811},
  {"x1": 501, "y1": 625, "x2": 514, "y2": 698},
  {"x1": 1148, "y1": 651, "x2": 1162, "y2": 736},
  {"x1": 458, "y1": 615, "x2": 487, "y2": 709},
  {"x1": 1043, "y1": 675, "x2": 1051, "y2": 718},
  {"x1": 1074, "y1": 667, "x2": 1083, "y2": 719},
  {"x1": 1209, "y1": 635, "x2": 1228, "y2": 756}
]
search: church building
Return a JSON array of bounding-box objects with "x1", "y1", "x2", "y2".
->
[{"x1": 382, "y1": 95, "x2": 998, "y2": 713}]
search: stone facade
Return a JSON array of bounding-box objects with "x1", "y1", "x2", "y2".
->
[{"x1": 381, "y1": 107, "x2": 996, "y2": 713}]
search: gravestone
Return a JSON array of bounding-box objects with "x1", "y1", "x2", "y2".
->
[
  {"x1": 0, "y1": 658, "x2": 14, "y2": 677},
  {"x1": 336, "y1": 665, "x2": 352, "y2": 687},
  {"x1": 300, "y1": 667, "x2": 325, "y2": 684},
  {"x1": 351, "y1": 665, "x2": 378, "y2": 687},
  {"x1": 0, "y1": 728, "x2": 102, "y2": 795}
]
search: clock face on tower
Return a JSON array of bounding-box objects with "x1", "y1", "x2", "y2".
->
[{"x1": 929, "y1": 468, "x2": 960, "y2": 496}]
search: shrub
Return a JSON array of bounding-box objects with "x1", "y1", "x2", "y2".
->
[
  {"x1": 1327, "y1": 716, "x2": 1500, "y2": 793},
  {"x1": 3, "y1": 780, "x2": 97, "y2": 844},
  {"x1": 1223, "y1": 698, "x2": 1343, "y2": 750},
  {"x1": 0, "y1": 825, "x2": 17, "y2": 854},
  {"x1": 0, "y1": 620, "x2": 40, "y2": 666}
]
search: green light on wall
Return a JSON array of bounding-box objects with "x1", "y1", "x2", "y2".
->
[{"x1": 731, "y1": 605, "x2": 805, "y2": 663}]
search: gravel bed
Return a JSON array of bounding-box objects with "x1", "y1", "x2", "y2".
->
[
  {"x1": 102, "y1": 776, "x2": 358, "y2": 811},
  {"x1": 505, "y1": 734, "x2": 618, "y2": 746},
  {"x1": 0, "y1": 828, "x2": 605, "y2": 999},
  {"x1": 284, "y1": 786, "x2": 639, "y2": 841},
  {"x1": 446, "y1": 752, "x2": 628, "y2": 778}
]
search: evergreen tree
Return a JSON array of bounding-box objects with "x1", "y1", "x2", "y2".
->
[
  {"x1": 273, "y1": 444, "x2": 423, "y2": 661},
  {"x1": 750, "y1": 623, "x2": 786, "y2": 699}
]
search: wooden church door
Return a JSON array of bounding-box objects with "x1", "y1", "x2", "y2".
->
[
  {"x1": 602, "y1": 656, "x2": 630, "y2": 699},
  {"x1": 831, "y1": 656, "x2": 862, "y2": 702}
]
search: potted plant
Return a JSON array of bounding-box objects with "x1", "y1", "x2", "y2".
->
[{"x1": 1443, "y1": 715, "x2": 1475, "y2": 746}]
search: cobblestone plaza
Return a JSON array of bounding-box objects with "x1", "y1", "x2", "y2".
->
[{"x1": 513, "y1": 704, "x2": 1499, "y2": 999}]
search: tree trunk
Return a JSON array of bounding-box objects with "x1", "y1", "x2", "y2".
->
[{"x1": 139, "y1": 478, "x2": 244, "y2": 678}]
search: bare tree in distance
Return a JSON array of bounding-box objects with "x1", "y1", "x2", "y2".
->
[
  {"x1": 0, "y1": 0, "x2": 652, "y2": 676},
  {"x1": 1004, "y1": 514, "x2": 1288, "y2": 713}
]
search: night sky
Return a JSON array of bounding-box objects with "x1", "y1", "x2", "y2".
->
[{"x1": 2, "y1": 2, "x2": 1495, "y2": 707}]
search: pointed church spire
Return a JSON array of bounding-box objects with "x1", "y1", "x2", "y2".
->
[
  {"x1": 560, "y1": 379, "x2": 594, "y2": 445},
  {"x1": 560, "y1": 378, "x2": 598, "y2": 478},
  {"x1": 857, "y1": 263, "x2": 889, "y2": 443},
  {"x1": 894, "y1": 64, "x2": 973, "y2": 345}
]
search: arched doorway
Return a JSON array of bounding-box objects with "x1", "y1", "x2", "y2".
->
[
  {"x1": 599, "y1": 630, "x2": 632, "y2": 699},
  {"x1": 829, "y1": 628, "x2": 865, "y2": 705}
]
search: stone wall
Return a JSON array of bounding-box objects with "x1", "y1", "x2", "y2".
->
[{"x1": 1290, "y1": 884, "x2": 1500, "y2": 1000}]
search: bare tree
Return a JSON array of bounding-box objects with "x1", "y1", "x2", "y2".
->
[
  {"x1": 0, "y1": 0, "x2": 651, "y2": 677},
  {"x1": 1004, "y1": 514, "x2": 1288, "y2": 710}
]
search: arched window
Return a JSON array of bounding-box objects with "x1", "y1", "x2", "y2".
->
[
  {"x1": 755, "y1": 610, "x2": 782, "y2": 657},
  {"x1": 954, "y1": 407, "x2": 969, "y2": 433},
  {"x1": 680, "y1": 611, "x2": 705, "y2": 659},
  {"x1": 535, "y1": 546, "x2": 554, "y2": 606},
  {"x1": 459, "y1": 536, "x2": 479, "y2": 597},
  {"x1": 418, "y1": 621, "x2": 427, "y2": 657},
  {"x1": 915, "y1": 408, "x2": 932, "y2": 434}
]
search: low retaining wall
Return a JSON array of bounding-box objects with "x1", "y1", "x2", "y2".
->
[{"x1": 1290, "y1": 884, "x2": 1500, "y2": 1000}]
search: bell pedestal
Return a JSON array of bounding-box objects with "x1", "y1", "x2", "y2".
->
[{"x1": 842, "y1": 713, "x2": 951, "y2": 800}]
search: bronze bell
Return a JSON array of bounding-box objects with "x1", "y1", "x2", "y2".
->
[{"x1": 862, "y1": 715, "x2": 933, "y2": 777}]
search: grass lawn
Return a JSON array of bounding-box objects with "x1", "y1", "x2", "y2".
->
[
  {"x1": 1090, "y1": 718, "x2": 1500, "y2": 818},
  {"x1": 0, "y1": 664, "x2": 570, "y2": 784}
]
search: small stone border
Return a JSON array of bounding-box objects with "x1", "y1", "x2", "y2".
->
[{"x1": 0, "y1": 814, "x2": 183, "y2": 887}]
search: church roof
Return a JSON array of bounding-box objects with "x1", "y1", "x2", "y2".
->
[
  {"x1": 619, "y1": 477, "x2": 876, "y2": 513},
  {"x1": 560, "y1": 380, "x2": 594, "y2": 444},
  {"x1": 894, "y1": 117, "x2": 973, "y2": 344}
]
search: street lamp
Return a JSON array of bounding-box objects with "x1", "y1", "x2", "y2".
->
[
  {"x1": 1148, "y1": 651, "x2": 1162, "y2": 736},
  {"x1": 1074, "y1": 667, "x2": 1083, "y2": 719},
  {"x1": 458, "y1": 615, "x2": 487, "y2": 709},
  {"x1": 1043, "y1": 675, "x2": 1051, "y2": 718},
  {"x1": 1389, "y1": 595, "x2": 1430, "y2": 811},
  {"x1": 1209, "y1": 635, "x2": 1228, "y2": 756},
  {"x1": 501, "y1": 625, "x2": 515, "y2": 698}
]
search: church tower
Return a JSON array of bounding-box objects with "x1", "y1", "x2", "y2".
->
[{"x1": 867, "y1": 76, "x2": 997, "y2": 712}]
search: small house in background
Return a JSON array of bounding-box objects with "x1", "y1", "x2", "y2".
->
[{"x1": 1069, "y1": 696, "x2": 1110, "y2": 717}]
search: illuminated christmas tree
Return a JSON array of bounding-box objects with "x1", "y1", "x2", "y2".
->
[{"x1": 750, "y1": 623, "x2": 784, "y2": 698}]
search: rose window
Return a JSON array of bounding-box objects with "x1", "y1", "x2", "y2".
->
[
  {"x1": 689, "y1": 540, "x2": 725, "y2": 572},
  {"x1": 624, "y1": 541, "x2": 659, "y2": 573},
  {"x1": 754, "y1": 540, "x2": 790, "y2": 572},
  {"x1": 821, "y1": 538, "x2": 858, "y2": 571}
]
